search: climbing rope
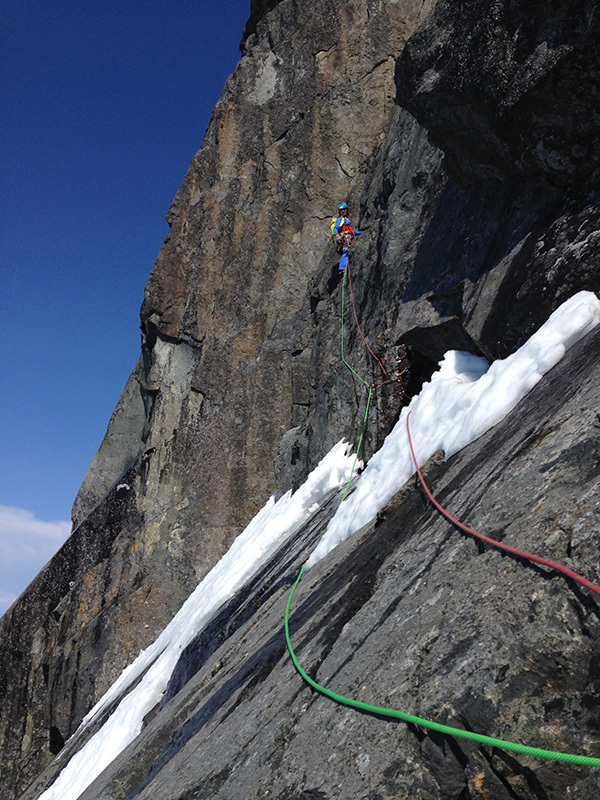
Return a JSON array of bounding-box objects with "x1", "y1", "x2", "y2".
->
[
  {"x1": 405, "y1": 410, "x2": 600, "y2": 596},
  {"x1": 346, "y1": 256, "x2": 390, "y2": 380},
  {"x1": 285, "y1": 563, "x2": 600, "y2": 768},
  {"x1": 284, "y1": 255, "x2": 600, "y2": 768},
  {"x1": 340, "y1": 266, "x2": 372, "y2": 500},
  {"x1": 346, "y1": 258, "x2": 409, "y2": 391},
  {"x1": 339, "y1": 256, "x2": 408, "y2": 498}
]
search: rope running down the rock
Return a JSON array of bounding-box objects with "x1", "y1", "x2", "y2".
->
[
  {"x1": 405, "y1": 410, "x2": 600, "y2": 596},
  {"x1": 339, "y1": 252, "x2": 409, "y2": 500},
  {"x1": 285, "y1": 255, "x2": 600, "y2": 768},
  {"x1": 339, "y1": 266, "x2": 372, "y2": 501},
  {"x1": 285, "y1": 562, "x2": 600, "y2": 767}
]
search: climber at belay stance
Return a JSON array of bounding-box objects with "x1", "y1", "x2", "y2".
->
[{"x1": 330, "y1": 202, "x2": 364, "y2": 271}]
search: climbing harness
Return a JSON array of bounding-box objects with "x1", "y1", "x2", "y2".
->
[{"x1": 284, "y1": 259, "x2": 600, "y2": 768}]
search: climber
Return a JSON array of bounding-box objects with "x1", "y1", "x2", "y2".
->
[
  {"x1": 330, "y1": 202, "x2": 364, "y2": 252},
  {"x1": 330, "y1": 202, "x2": 364, "y2": 271}
]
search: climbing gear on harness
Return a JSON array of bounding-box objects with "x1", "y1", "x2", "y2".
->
[{"x1": 338, "y1": 231, "x2": 354, "y2": 271}]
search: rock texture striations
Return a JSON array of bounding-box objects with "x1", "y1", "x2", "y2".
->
[{"x1": 2, "y1": 0, "x2": 600, "y2": 798}]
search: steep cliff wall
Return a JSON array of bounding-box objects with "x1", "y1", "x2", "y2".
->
[
  {"x1": 1, "y1": 1, "x2": 435, "y2": 795},
  {"x1": 2, "y1": 0, "x2": 600, "y2": 797}
]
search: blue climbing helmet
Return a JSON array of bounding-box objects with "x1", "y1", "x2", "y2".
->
[{"x1": 338, "y1": 202, "x2": 348, "y2": 212}]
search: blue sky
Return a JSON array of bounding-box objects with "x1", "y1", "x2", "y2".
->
[{"x1": 0, "y1": 0, "x2": 250, "y2": 614}]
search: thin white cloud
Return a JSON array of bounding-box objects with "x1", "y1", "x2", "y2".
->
[
  {"x1": 0, "y1": 506, "x2": 71, "y2": 616},
  {"x1": 0, "y1": 505, "x2": 71, "y2": 561}
]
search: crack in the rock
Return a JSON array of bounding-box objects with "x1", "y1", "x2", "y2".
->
[{"x1": 481, "y1": 747, "x2": 552, "y2": 800}]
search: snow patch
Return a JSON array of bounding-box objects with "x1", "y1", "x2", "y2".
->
[
  {"x1": 37, "y1": 441, "x2": 356, "y2": 800},
  {"x1": 307, "y1": 291, "x2": 600, "y2": 567}
]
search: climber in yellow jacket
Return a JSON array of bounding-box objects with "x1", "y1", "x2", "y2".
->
[{"x1": 330, "y1": 202, "x2": 364, "y2": 270}]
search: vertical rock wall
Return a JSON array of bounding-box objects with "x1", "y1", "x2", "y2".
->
[{"x1": 1, "y1": 2, "x2": 437, "y2": 796}]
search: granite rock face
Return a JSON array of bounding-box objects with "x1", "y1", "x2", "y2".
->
[
  {"x1": 396, "y1": 0, "x2": 600, "y2": 187},
  {"x1": 2, "y1": 0, "x2": 600, "y2": 798}
]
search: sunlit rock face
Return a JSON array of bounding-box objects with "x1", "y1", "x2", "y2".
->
[
  {"x1": 1, "y1": 2, "x2": 435, "y2": 795},
  {"x1": 2, "y1": 0, "x2": 600, "y2": 798}
]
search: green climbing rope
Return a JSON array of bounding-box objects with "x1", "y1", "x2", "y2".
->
[
  {"x1": 285, "y1": 563, "x2": 600, "y2": 768},
  {"x1": 340, "y1": 267, "x2": 372, "y2": 500}
]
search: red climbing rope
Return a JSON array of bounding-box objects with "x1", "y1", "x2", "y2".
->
[
  {"x1": 346, "y1": 257, "x2": 409, "y2": 393},
  {"x1": 346, "y1": 257, "x2": 390, "y2": 380},
  {"x1": 405, "y1": 410, "x2": 600, "y2": 596}
]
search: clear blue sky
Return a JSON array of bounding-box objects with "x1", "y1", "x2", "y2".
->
[{"x1": 0, "y1": 0, "x2": 251, "y2": 614}]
